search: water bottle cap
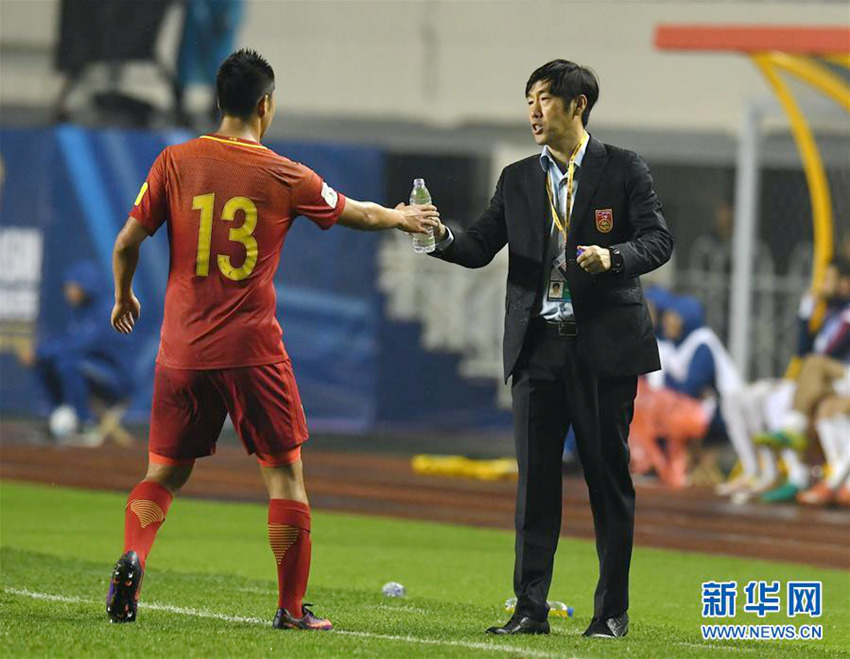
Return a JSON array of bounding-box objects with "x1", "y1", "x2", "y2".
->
[{"x1": 413, "y1": 178, "x2": 425, "y2": 187}]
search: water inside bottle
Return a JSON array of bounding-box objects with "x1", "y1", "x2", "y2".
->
[{"x1": 410, "y1": 178, "x2": 435, "y2": 254}]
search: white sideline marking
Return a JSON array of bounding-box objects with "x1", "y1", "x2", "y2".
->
[
  {"x1": 3, "y1": 588, "x2": 757, "y2": 656},
  {"x1": 2, "y1": 587, "x2": 566, "y2": 658},
  {"x1": 3, "y1": 587, "x2": 266, "y2": 624}
]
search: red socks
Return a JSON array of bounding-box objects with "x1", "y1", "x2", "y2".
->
[
  {"x1": 268, "y1": 499, "x2": 312, "y2": 618},
  {"x1": 123, "y1": 486, "x2": 310, "y2": 617},
  {"x1": 124, "y1": 481, "x2": 174, "y2": 569}
]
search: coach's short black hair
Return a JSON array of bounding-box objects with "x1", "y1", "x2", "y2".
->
[
  {"x1": 525, "y1": 60, "x2": 599, "y2": 127},
  {"x1": 216, "y1": 49, "x2": 275, "y2": 120}
]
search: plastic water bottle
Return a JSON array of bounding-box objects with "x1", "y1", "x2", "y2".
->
[
  {"x1": 409, "y1": 178, "x2": 435, "y2": 254},
  {"x1": 547, "y1": 600, "x2": 574, "y2": 618},
  {"x1": 382, "y1": 581, "x2": 406, "y2": 598},
  {"x1": 505, "y1": 597, "x2": 573, "y2": 618}
]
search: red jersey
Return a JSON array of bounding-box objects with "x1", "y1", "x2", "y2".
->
[{"x1": 130, "y1": 134, "x2": 345, "y2": 369}]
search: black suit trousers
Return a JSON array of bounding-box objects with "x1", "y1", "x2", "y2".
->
[{"x1": 511, "y1": 322, "x2": 638, "y2": 621}]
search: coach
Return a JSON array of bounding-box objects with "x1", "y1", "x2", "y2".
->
[{"x1": 429, "y1": 59, "x2": 673, "y2": 638}]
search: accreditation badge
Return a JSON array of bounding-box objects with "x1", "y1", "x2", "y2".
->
[
  {"x1": 547, "y1": 260, "x2": 571, "y2": 301},
  {"x1": 547, "y1": 277, "x2": 567, "y2": 301}
]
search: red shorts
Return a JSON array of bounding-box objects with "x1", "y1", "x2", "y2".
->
[{"x1": 149, "y1": 360, "x2": 308, "y2": 466}]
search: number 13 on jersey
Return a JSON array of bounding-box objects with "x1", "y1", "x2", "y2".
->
[{"x1": 193, "y1": 193, "x2": 258, "y2": 281}]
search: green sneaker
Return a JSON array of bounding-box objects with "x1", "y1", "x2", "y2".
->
[
  {"x1": 761, "y1": 482, "x2": 803, "y2": 503},
  {"x1": 753, "y1": 431, "x2": 807, "y2": 452}
]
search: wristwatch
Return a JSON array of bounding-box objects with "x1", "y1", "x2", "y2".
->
[{"x1": 609, "y1": 248, "x2": 624, "y2": 274}]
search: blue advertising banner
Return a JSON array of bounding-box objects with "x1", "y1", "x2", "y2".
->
[{"x1": 0, "y1": 126, "x2": 383, "y2": 433}]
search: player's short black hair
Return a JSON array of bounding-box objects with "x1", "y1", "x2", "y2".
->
[
  {"x1": 216, "y1": 49, "x2": 275, "y2": 120},
  {"x1": 525, "y1": 59, "x2": 599, "y2": 127},
  {"x1": 831, "y1": 256, "x2": 850, "y2": 277}
]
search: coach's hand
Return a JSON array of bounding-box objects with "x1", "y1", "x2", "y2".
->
[
  {"x1": 431, "y1": 217, "x2": 448, "y2": 242},
  {"x1": 393, "y1": 202, "x2": 441, "y2": 234},
  {"x1": 112, "y1": 294, "x2": 141, "y2": 334},
  {"x1": 577, "y1": 245, "x2": 611, "y2": 274}
]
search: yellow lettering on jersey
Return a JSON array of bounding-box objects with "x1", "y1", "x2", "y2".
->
[
  {"x1": 134, "y1": 181, "x2": 149, "y2": 206},
  {"x1": 192, "y1": 193, "x2": 215, "y2": 277},
  {"x1": 218, "y1": 197, "x2": 258, "y2": 281},
  {"x1": 191, "y1": 193, "x2": 260, "y2": 280}
]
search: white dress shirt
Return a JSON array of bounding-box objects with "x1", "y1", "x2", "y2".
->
[{"x1": 538, "y1": 138, "x2": 587, "y2": 322}]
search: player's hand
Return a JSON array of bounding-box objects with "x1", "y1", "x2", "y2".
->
[
  {"x1": 111, "y1": 294, "x2": 141, "y2": 334},
  {"x1": 393, "y1": 202, "x2": 440, "y2": 234},
  {"x1": 576, "y1": 245, "x2": 611, "y2": 274}
]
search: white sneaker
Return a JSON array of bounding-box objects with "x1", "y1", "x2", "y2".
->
[
  {"x1": 730, "y1": 475, "x2": 778, "y2": 505},
  {"x1": 716, "y1": 474, "x2": 754, "y2": 497}
]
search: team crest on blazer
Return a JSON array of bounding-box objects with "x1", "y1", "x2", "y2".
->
[{"x1": 595, "y1": 208, "x2": 613, "y2": 233}]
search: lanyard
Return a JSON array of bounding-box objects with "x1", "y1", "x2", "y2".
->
[{"x1": 545, "y1": 131, "x2": 589, "y2": 240}]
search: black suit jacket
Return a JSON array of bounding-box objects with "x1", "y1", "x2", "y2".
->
[{"x1": 433, "y1": 136, "x2": 673, "y2": 381}]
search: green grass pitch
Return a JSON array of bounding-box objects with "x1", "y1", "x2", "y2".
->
[{"x1": 1, "y1": 480, "x2": 847, "y2": 658}]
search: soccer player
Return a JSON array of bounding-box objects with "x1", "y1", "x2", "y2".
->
[{"x1": 105, "y1": 49, "x2": 439, "y2": 630}]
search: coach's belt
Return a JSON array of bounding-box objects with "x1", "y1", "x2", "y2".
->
[{"x1": 533, "y1": 318, "x2": 578, "y2": 338}]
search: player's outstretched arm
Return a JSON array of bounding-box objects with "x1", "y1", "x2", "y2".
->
[
  {"x1": 111, "y1": 217, "x2": 149, "y2": 334},
  {"x1": 337, "y1": 198, "x2": 440, "y2": 234}
]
